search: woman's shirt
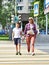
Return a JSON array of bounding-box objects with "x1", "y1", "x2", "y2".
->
[
  {"x1": 24, "y1": 23, "x2": 37, "y2": 36},
  {"x1": 13, "y1": 27, "x2": 22, "y2": 38},
  {"x1": 30, "y1": 24, "x2": 34, "y2": 29}
]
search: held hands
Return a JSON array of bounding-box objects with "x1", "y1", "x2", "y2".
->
[
  {"x1": 22, "y1": 36, "x2": 25, "y2": 40},
  {"x1": 21, "y1": 36, "x2": 25, "y2": 41}
]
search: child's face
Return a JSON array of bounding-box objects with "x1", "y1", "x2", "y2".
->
[{"x1": 16, "y1": 23, "x2": 20, "y2": 28}]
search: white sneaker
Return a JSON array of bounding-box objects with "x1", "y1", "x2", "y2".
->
[
  {"x1": 32, "y1": 52, "x2": 35, "y2": 56},
  {"x1": 28, "y1": 52, "x2": 30, "y2": 55}
]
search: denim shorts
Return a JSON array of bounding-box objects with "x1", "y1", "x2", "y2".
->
[{"x1": 14, "y1": 38, "x2": 21, "y2": 45}]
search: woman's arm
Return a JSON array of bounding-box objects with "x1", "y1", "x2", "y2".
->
[{"x1": 24, "y1": 24, "x2": 27, "y2": 35}]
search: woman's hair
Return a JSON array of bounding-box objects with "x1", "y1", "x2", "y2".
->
[{"x1": 29, "y1": 17, "x2": 34, "y2": 23}]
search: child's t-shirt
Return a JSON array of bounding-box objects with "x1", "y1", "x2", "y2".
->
[{"x1": 13, "y1": 27, "x2": 22, "y2": 38}]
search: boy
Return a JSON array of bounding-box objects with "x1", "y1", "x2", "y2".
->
[{"x1": 13, "y1": 22, "x2": 22, "y2": 55}]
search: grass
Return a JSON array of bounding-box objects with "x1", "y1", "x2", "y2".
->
[{"x1": 0, "y1": 35, "x2": 9, "y2": 40}]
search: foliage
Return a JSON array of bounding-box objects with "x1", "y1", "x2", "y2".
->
[
  {"x1": 30, "y1": 0, "x2": 46, "y2": 30},
  {"x1": 0, "y1": 0, "x2": 15, "y2": 28}
]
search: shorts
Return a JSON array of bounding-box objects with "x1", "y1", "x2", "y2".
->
[{"x1": 14, "y1": 38, "x2": 21, "y2": 45}]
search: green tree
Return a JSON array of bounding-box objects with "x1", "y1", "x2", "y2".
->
[
  {"x1": 30, "y1": 0, "x2": 46, "y2": 30},
  {"x1": 0, "y1": 0, "x2": 15, "y2": 28},
  {"x1": 0, "y1": 0, "x2": 3, "y2": 23}
]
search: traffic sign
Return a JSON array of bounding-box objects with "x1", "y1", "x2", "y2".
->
[{"x1": 34, "y1": 1, "x2": 39, "y2": 17}]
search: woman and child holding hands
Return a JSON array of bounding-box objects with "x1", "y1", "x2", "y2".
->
[{"x1": 12, "y1": 17, "x2": 37, "y2": 56}]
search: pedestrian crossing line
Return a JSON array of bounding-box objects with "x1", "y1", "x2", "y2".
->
[
  {"x1": 0, "y1": 63, "x2": 49, "y2": 65},
  {"x1": 0, "y1": 61, "x2": 49, "y2": 64},
  {"x1": 0, "y1": 58, "x2": 49, "y2": 61},
  {"x1": 0, "y1": 55, "x2": 49, "y2": 58},
  {"x1": 0, "y1": 48, "x2": 48, "y2": 53}
]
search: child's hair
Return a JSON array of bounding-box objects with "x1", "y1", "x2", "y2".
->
[{"x1": 16, "y1": 22, "x2": 21, "y2": 28}]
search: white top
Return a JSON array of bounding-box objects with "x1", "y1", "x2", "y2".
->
[
  {"x1": 13, "y1": 27, "x2": 22, "y2": 38},
  {"x1": 30, "y1": 24, "x2": 34, "y2": 29}
]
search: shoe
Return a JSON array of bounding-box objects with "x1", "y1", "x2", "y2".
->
[
  {"x1": 16, "y1": 52, "x2": 18, "y2": 55},
  {"x1": 32, "y1": 52, "x2": 35, "y2": 56},
  {"x1": 28, "y1": 52, "x2": 30, "y2": 55},
  {"x1": 19, "y1": 52, "x2": 22, "y2": 55}
]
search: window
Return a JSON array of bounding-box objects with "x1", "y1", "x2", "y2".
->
[
  {"x1": 17, "y1": 6, "x2": 23, "y2": 10},
  {"x1": 8, "y1": 0, "x2": 12, "y2": 1},
  {"x1": 17, "y1": 0, "x2": 23, "y2": 3},
  {"x1": 28, "y1": 0, "x2": 34, "y2": 2},
  {"x1": 28, "y1": 6, "x2": 33, "y2": 10}
]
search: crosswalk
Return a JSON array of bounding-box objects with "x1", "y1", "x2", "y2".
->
[{"x1": 0, "y1": 41, "x2": 49, "y2": 65}]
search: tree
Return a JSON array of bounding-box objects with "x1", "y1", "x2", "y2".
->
[
  {"x1": 0, "y1": 0, "x2": 15, "y2": 28},
  {"x1": 0, "y1": 0, "x2": 3, "y2": 23},
  {"x1": 30, "y1": 0, "x2": 46, "y2": 30}
]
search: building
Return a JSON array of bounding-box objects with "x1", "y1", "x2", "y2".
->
[
  {"x1": 2, "y1": 0, "x2": 34, "y2": 21},
  {"x1": 16, "y1": 0, "x2": 34, "y2": 30},
  {"x1": 17, "y1": 0, "x2": 34, "y2": 22},
  {"x1": 2, "y1": 0, "x2": 34, "y2": 30}
]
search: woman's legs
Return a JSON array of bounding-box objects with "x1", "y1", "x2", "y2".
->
[
  {"x1": 31, "y1": 36, "x2": 35, "y2": 53},
  {"x1": 26, "y1": 36, "x2": 31, "y2": 52}
]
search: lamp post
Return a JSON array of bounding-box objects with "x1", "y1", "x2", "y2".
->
[{"x1": 15, "y1": 0, "x2": 17, "y2": 16}]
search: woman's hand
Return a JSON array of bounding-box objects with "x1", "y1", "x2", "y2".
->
[
  {"x1": 22, "y1": 36, "x2": 25, "y2": 41},
  {"x1": 20, "y1": 31, "x2": 22, "y2": 35}
]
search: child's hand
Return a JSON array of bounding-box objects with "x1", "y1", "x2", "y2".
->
[{"x1": 20, "y1": 31, "x2": 22, "y2": 35}]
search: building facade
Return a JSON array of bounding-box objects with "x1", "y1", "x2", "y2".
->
[
  {"x1": 17, "y1": 0, "x2": 34, "y2": 21},
  {"x1": 3, "y1": 0, "x2": 34, "y2": 21}
]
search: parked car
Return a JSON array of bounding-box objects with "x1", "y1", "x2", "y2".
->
[
  {"x1": 0, "y1": 29, "x2": 6, "y2": 35},
  {"x1": 39, "y1": 30, "x2": 46, "y2": 34}
]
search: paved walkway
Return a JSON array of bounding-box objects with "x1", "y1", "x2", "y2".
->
[{"x1": 0, "y1": 41, "x2": 49, "y2": 65}]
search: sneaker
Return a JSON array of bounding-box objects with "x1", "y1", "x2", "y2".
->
[
  {"x1": 16, "y1": 52, "x2": 18, "y2": 55},
  {"x1": 28, "y1": 52, "x2": 30, "y2": 55},
  {"x1": 19, "y1": 52, "x2": 22, "y2": 55},
  {"x1": 32, "y1": 52, "x2": 35, "y2": 56}
]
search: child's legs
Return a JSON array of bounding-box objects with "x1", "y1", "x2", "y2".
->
[
  {"x1": 16, "y1": 44, "x2": 18, "y2": 52},
  {"x1": 18, "y1": 38, "x2": 21, "y2": 52},
  {"x1": 19, "y1": 44, "x2": 21, "y2": 52},
  {"x1": 14, "y1": 38, "x2": 18, "y2": 52}
]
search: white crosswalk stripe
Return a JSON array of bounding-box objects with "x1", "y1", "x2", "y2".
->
[{"x1": 0, "y1": 41, "x2": 49, "y2": 65}]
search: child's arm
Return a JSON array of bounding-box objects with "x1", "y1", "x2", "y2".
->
[{"x1": 12, "y1": 31, "x2": 14, "y2": 40}]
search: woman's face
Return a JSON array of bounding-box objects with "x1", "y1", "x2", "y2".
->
[{"x1": 29, "y1": 19, "x2": 34, "y2": 24}]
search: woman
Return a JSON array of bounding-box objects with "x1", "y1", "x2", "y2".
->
[{"x1": 24, "y1": 17, "x2": 37, "y2": 55}]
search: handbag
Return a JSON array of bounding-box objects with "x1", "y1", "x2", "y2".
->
[{"x1": 27, "y1": 29, "x2": 35, "y2": 35}]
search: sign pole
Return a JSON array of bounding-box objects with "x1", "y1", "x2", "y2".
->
[
  {"x1": 15, "y1": 0, "x2": 16, "y2": 16},
  {"x1": 46, "y1": 14, "x2": 48, "y2": 35},
  {"x1": 36, "y1": 17, "x2": 38, "y2": 28},
  {"x1": 15, "y1": 0, "x2": 17, "y2": 16}
]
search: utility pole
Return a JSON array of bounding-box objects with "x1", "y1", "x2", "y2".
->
[
  {"x1": 46, "y1": 14, "x2": 48, "y2": 35},
  {"x1": 15, "y1": 0, "x2": 17, "y2": 16}
]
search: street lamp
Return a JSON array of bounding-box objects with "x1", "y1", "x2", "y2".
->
[
  {"x1": 18, "y1": 15, "x2": 22, "y2": 30},
  {"x1": 11, "y1": 15, "x2": 14, "y2": 23},
  {"x1": 15, "y1": 0, "x2": 17, "y2": 16}
]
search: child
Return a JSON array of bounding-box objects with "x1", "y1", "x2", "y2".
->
[{"x1": 12, "y1": 22, "x2": 22, "y2": 55}]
